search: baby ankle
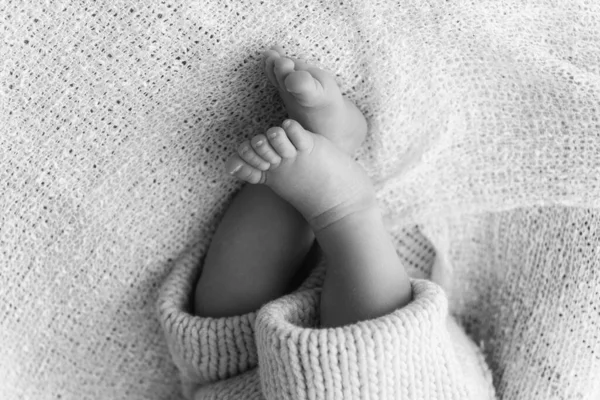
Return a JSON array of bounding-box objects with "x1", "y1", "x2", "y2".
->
[{"x1": 308, "y1": 194, "x2": 378, "y2": 233}]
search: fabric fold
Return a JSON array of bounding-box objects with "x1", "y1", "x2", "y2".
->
[{"x1": 255, "y1": 278, "x2": 488, "y2": 400}]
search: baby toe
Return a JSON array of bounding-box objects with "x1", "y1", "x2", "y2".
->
[
  {"x1": 238, "y1": 141, "x2": 270, "y2": 171},
  {"x1": 285, "y1": 70, "x2": 323, "y2": 96},
  {"x1": 251, "y1": 134, "x2": 282, "y2": 166},
  {"x1": 287, "y1": 55, "x2": 310, "y2": 71},
  {"x1": 264, "y1": 52, "x2": 280, "y2": 87},
  {"x1": 263, "y1": 49, "x2": 280, "y2": 60},
  {"x1": 273, "y1": 57, "x2": 295, "y2": 90},
  {"x1": 266, "y1": 126, "x2": 297, "y2": 159},
  {"x1": 226, "y1": 154, "x2": 265, "y2": 184}
]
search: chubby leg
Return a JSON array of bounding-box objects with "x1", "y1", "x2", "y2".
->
[
  {"x1": 315, "y1": 207, "x2": 413, "y2": 327},
  {"x1": 194, "y1": 46, "x2": 368, "y2": 317},
  {"x1": 226, "y1": 120, "x2": 412, "y2": 327},
  {"x1": 194, "y1": 184, "x2": 314, "y2": 317}
]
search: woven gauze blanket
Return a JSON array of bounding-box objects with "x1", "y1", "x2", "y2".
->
[{"x1": 1, "y1": 0, "x2": 599, "y2": 399}]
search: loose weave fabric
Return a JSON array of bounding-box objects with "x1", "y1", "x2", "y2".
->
[{"x1": 1, "y1": 0, "x2": 599, "y2": 399}]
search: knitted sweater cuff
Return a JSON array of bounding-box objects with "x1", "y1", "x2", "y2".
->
[
  {"x1": 156, "y1": 251, "x2": 258, "y2": 391},
  {"x1": 255, "y1": 278, "x2": 471, "y2": 400}
]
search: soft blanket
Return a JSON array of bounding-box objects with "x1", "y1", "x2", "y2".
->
[{"x1": 1, "y1": 0, "x2": 599, "y2": 399}]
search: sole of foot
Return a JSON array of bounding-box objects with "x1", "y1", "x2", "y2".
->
[
  {"x1": 226, "y1": 119, "x2": 376, "y2": 231},
  {"x1": 263, "y1": 45, "x2": 367, "y2": 155}
]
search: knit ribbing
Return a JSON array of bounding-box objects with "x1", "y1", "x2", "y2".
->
[
  {"x1": 255, "y1": 279, "x2": 492, "y2": 399},
  {"x1": 157, "y1": 250, "x2": 258, "y2": 392},
  {"x1": 157, "y1": 249, "x2": 329, "y2": 399},
  {"x1": 191, "y1": 370, "x2": 264, "y2": 400}
]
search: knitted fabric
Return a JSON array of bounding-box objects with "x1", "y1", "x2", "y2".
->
[
  {"x1": 2, "y1": 0, "x2": 599, "y2": 399},
  {"x1": 158, "y1": 254, "x2": 496, "y2": 399}
]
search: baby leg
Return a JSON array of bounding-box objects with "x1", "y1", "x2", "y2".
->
[
  {"x1": 194, "y1": 184, "x2": 314, "y2": 317},
  {"x1": 227, "y1": 120, "x2": 412, "y2": 327},
  {"x1": 194, "y1": 46, "x2": 368, "y2": 317}
]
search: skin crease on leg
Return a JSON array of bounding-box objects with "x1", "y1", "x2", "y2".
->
[
  {"x1": 194, "y1": 45, "x2": 368, "y2": 319},
  {"x1": 194, "y1": 46, "x2": 412, "y2": 327},
  {"x1": 226, "y1": 119, "x2": 413, "y2": 328}
]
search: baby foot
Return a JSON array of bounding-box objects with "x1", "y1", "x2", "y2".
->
[
  {"x1": 263, "y1": 45, "x2": 367, "y2": 155},
  {"x1": 226, "y1": 119, "x2": 376, "y2": 231}
]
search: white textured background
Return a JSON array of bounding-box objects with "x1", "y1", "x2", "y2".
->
[{"x1": 1, "y1": 0, "x2": 599, "y2": 399}]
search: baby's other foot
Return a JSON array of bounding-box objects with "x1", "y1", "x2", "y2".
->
[
  {"x1": 263, "y1": 45, "x2": 367, "y2": 155},
  {"x1": 226, "y1": 119, "x2": 376, "y2": 231}
]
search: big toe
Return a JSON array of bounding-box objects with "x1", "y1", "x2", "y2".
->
[
  {"x1": 273, "y1": 57, "x2": 296, "y2": 90},
  {"x1": 284, "y1": 70, "x2": 324, "y2": 106}
]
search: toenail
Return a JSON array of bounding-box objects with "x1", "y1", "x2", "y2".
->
[
  {"x1": 282, "y1": 120, "x2": 291, "y2": 128},
  {"x1": 268, "y1": 130, "x2": 278, "y2": 139},
  {"x1": 255, "y1": 140, "x2": 264, "y2": 146},
  {"x1": 229, "y1": 164, "x2": 241, "y2": 174}
]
